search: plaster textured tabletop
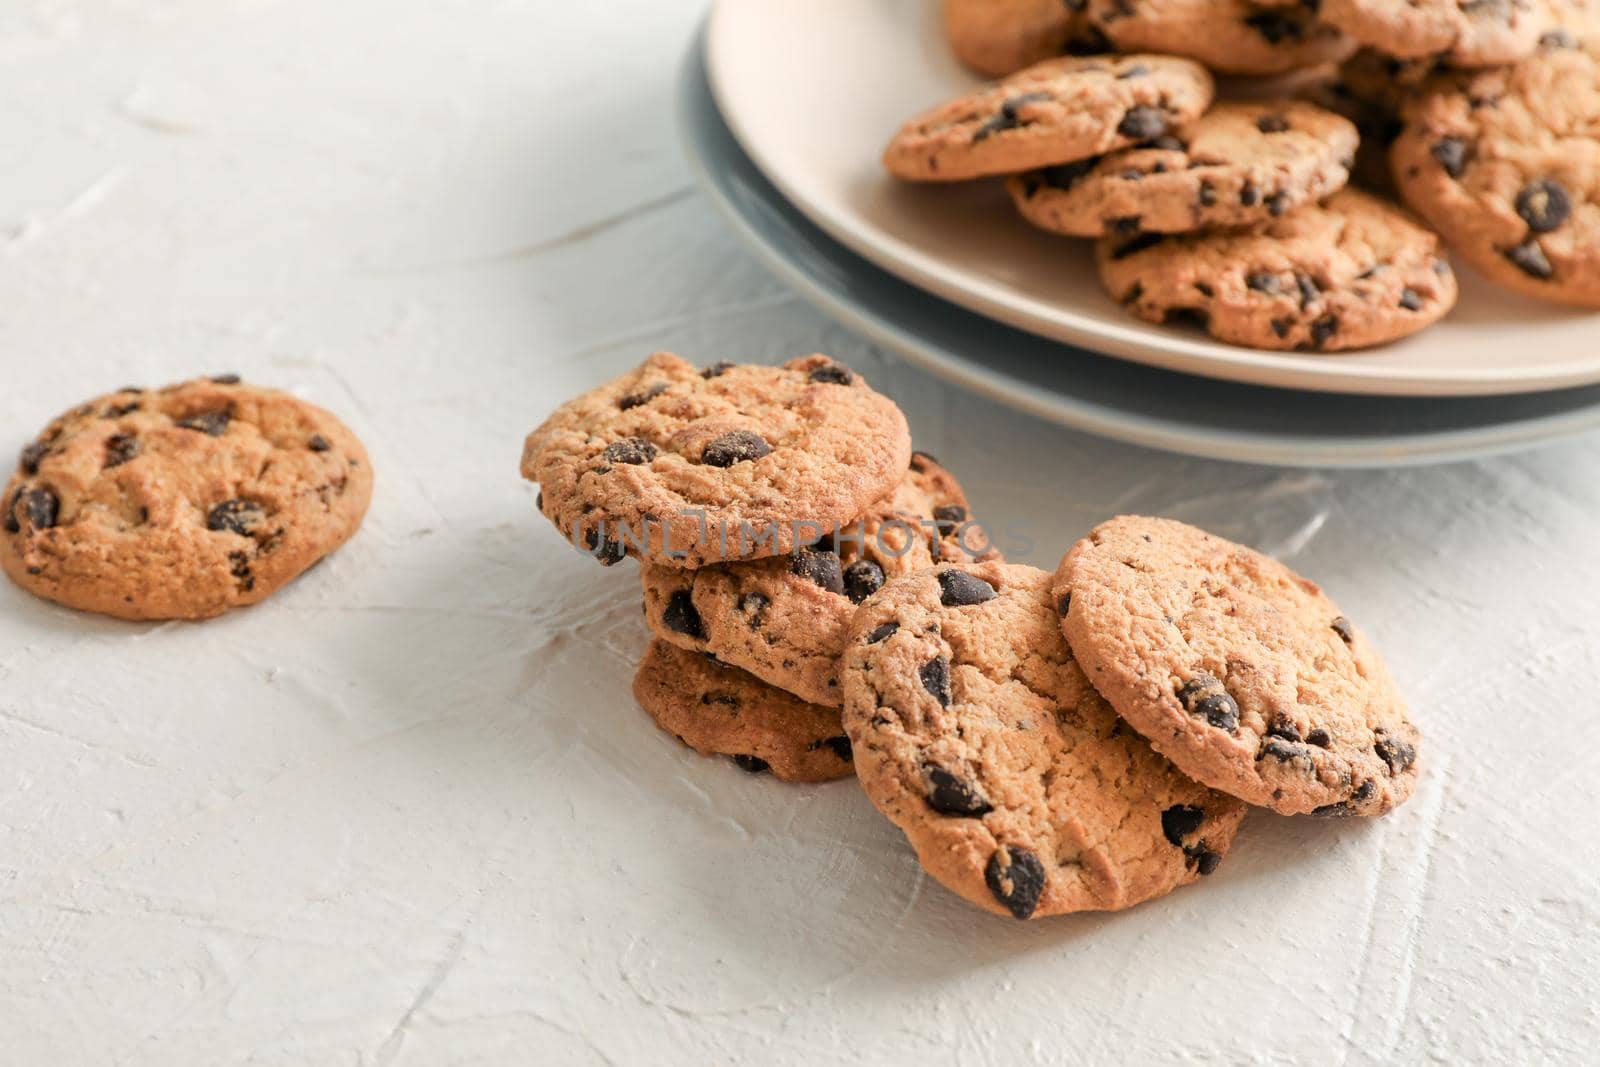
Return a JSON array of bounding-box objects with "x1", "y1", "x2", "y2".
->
[{"x1": 2, "y1": 2, "x2": 1597, "y2": 1064}]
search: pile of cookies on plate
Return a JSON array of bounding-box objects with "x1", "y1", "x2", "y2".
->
[
  {"x1": 521, "y1": 354, "x2": 1422, "y2": 920},
  {"x1": 881, "y1": 0, "x2": 1600, "y2": 352}
]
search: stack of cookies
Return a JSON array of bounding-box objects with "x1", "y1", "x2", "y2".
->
[
  {"x1": 521, "y1": 354, "x2": 1422, "y2": 921},
  {"x1": 883, "y1": 0, "x2": 1600, "y2": 352},
  {"x1": 520, "y1": 351, "x2": 1002, "y2": 783}
]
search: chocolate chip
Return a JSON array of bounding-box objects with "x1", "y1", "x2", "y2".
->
[
  {"x1": 926, "y1": 766, "x2": 993, "y2": 817},
  {"x1": 228, "y1": 549, "x2": 254, "y2": 591},
  {"x1": 1295, "y1": 272, "x2": 1320, "y2": 309},
  {"x1": 1038, "y1": 159, "x2": 1097, "y2": 191},
  {"x1": 1117, "y1": 106, "x2": 1167, "y2": 142},
  {"x1": 1267, "y1": 720, "x2": 1303, "y2": 743},
  {"x1": 1111, "y1": 232, "x2": 1165, "y2": 260},
  {"x1": 1431, "y1": 137, "x2": 1468, "y2": 178},
  {"x1": 909, "y1": 450, "x2": 938, "y2": 472},
  {"x1": 843, "y1": 559, "x2": 885, "y2": 604},
  {"x1": 1193, "y1": 850, "x2": 1222, "y2": 876},
  {"x1": 865, "y1": 620, "x2": 899, "y2": 644},
  {"x1": 1398, "y1": 288, "x2": 1423, "y2": 312},
  {"x1": 814, "y1": 736, "x2": 853, "y2": 762},
  {"x1": 1541, "y1": 29, "x2": 1578, "y2": 48},
  {"x1": 19, "y1": 442, "x2": 47, "y2": 475},
  {"x1": 618, "y1": 383, "x2": 668, "y2": 410},
  {"x1": 1177, "y1": 674, "x2": 1239, "y2": 731},
  {"x1": 582, "y1": 525, "x2": 625, "y2": 566},
  {"x1": 102, "y1": 401, "x2": 140, "y2": 418},
  {"x1": 1505, "y1": 240, "x2": 1554, "y2": 279},
  {"x1": 104, "y1": 433, "x2": 140, "y2": 468},
  {"x1": 919, "y1": 656, "x2": 952, "y2": 706},
  {"x1": 985, "y1": 845, "x2": 1046, "y2": 920},
  {"x1": 602, "y1": 437, "x2": 658, "y2": 465},
  {"x1": 732, "y1": 755, "x2": 769, "y2": 774},
  {"x1": 933, "y1": 505, "x2": 967, "y2": 528},
  {"x1": 702, "y1": 361, "x2": 735, "y2": 378},
  {"x1": 807, "y1": 361, "x2": 854, "y2": 385},
  {"x1": 1109, "y1": 214, "x2": 1143, "y2": 234},
  {"x1": 21, "y1": 488, "x2": 59, "y2": 530},
  {"x1": 1056, "y1": 592, "x2": 1071, "y2": 616},
  {"x1": 2, "y1": 489, "x2": 18, "y2": 533},
  {"x1": 938, "y1": 569, "x2": 995, "y2": 607},
  {"x1": 207, "y1": 499, "x2": 265, "y2": 536},
  {"x1": 1245, "y1": 12, "x2": 1304, "y2": 44},
  {"x1": 1198, "y1": 181, "x2": 1217, "y2": 207},
  {"x1": 1331, "y1": 615, "x2": 1355, "y2": 643},
  {"x1": 1117, "y1": 64, "x2": 1150, "y2": 79},
  {"x1": 662, "y1": 590, "x2": 705, "y2": 638},
  {"x1": 792, "y1": 548, "x2": 845, "y2": 595},
  {"x1": 210, "y1": 373, "x2": 242, "y2": 385},
  {"x1": 176, "y1": 411, "x2": 230, "y2": 436},
  {"x1": 1310, "y1": 315, "x2": 1340, "y2": 347},
  {"x1": 309, "y1": 434, "x2": 332, "y2": 452},
  {"x1": 973, "y1": 91, "x2": 1052, "y2": 142},
  {"x1": 1267, "y1": 193, "x2": 1291, "y2": 217},
  {"x1": 1151, "y1": 135, "x2": 1187, "y2": 152},
  {"x1": 1246, "y1": 271, "x2": 1283, "y2": 295},
  {"x1": 1374, "y1": 732, "x2": 1416, "y2": 775},
  {"x1": 1240, "y1": 183, "x2": 1260, "y2": 207},
  {"x1": 702, "y1": 429, "x2": 771, "y2": 467},
  {"x1": 1256, "y1": 114, "x2": 1290, "y2": 134},
  {"x1": 1163, "y1": 307, "x2": 1209, "y2": 329},
  {"x1": 1161, "y1": 804, "x2": 1205, "y2": 846},
  {"x1": 1271, "y1": 318, "x2": 1293, "y2": 338},
  {"x1": 1307, "y1": 727, "x2": 1333, "y2": 748},
  {"x1": 1259, "y1": 737, "x2": 1311, "y2": 762},
  {"x1": 1515, "y1": 179, "x2": 1571, "y2": 233}
]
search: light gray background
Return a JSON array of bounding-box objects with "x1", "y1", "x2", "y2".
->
[{"x1": 2, "y1": 2, "x2": 1595, "y2": 1064}]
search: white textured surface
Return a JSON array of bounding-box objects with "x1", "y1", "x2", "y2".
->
[{"x1": 1, "y1": 2, "x2": 1596, "y2": 1064}]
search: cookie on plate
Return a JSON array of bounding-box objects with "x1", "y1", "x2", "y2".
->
[
  {"x1": 633, "y1": 640, "x2": 855, "y2": 783},
  {"x1": 1391, "y1": 29, "x2": 1600, "y2": 307},
  {"x1": 642, "y1": 451, "x2": 999, "y2": 706},
  {"x1": 1009, "y1": 101, "x2": 1359, "y2": 237},
  {"x1": 1320, "y1": 0, "x2": 1551, "y2": 67},
  {"x1": 883, "y1": 54, "x2": 1214, "y2": 182},
  {"x1": 943, "y1": 0, "x2": 1107, "y2": 77},
  {"x1": 840, "y1": 561, "x2": 1247, "y2": 920},
  {"x1": 1056, "y1": 516, "x2": 1421, "y2": 817},
  {"x1": 1087, "y1": 0, "x2": 1355, "y2": 77},
  {"x1": 521, "y1": 353, "x2": 911, "y2": 569},
  {"x1": 2, "y1": 376, "x2": 371, "y2": 621},
  {"x1": 1096, "y1": 188, "x2": 1458, "y2": 351}
]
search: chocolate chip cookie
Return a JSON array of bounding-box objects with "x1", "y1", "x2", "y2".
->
[
  {"x1": 840, "y1": 562, "x2": 1247, "y2": 920},
  {"x1": 1087, "y1": 0, "x2": 1355, "y2": 76},
  {"x1": 1391, "y1": 27, "x2": 1600, "y2": 307},
  {"x1": 883, "y1": 54, "x2": 1214, "y2": 182},
  {"x1": 1096, "y1": 188, "x2": 1458, "y2": 351},
  {"x1": 520, "y1": 353, "x2": 912, "y2": 569},
  {"x1": 2, "y1": 376, "x2": 371, "y2": 621},
  {"x1": 633, "y1": 640, "x2": 854, "y2": 783},
  {"x1": 943, "y1": 0, "x2": 1107, "y2": 77},
  {"x1": 1056, "y1": 516, "x2": 1421, "y2": 817},
  {"x1": 1009, "y1": 102, "x2": 1359, "y2": 237},
  {"x1": 641, "y1": 452, "x2": 999, "y2": 706},
  {"x1": 1321, "y1": 0, "x2": 1550, "y2": 67}
]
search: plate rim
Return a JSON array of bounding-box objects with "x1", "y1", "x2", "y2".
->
[
  {"x1": 678, "y1": 28, "x2": 1600, "y2": 468},
  {"x1": 704, "y1": 0, "x2": 1600, "y2": 399}
]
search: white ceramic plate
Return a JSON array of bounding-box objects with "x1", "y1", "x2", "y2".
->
[
  {"x1": 679, "y1": 29, "x2": 1600, "y2": 466},
  {"x1": 706, "y1": 0, "x2": 1600, "y2": 398}
]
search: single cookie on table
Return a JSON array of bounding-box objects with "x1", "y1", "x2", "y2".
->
[
  {"x1": 883, "y1": 54, "x2": 1214, "y2": 182},
  {"x1": 944, "y1": 0, "x2": 1107, "y2": 77},
  {"x1": 1009, "y1": 101, "x2": 1359, "y2": 237},
  {"x1": 1096, "y1": 188, "x2": 1458, "y2": 351},
  {"x1": 641, "y1": 451, "x2": 999, "y2": 706},
  {"x1": 1086, "y1": 0, "x2": 1355, "y2": 77},
  {"x1": 1320, "y1": 0, "x2": 1550, "y2": 68},
  {"x1": 633, "y1": 640, "x2": 854, "y2": 783},
  {"x1": 520, "y1": 353, "x2": 911, "y2": 569},
  {"x1": 1056, "y1": 516, "x2": 1421, "y2": 817},
  {"x1": 2, "y1": 376, "x2": 371, "y2": 621},
  {"x1": 840, "y1": 562, "x2": 1247, "y2": 920},
  {"x1": 1390, "y1": 28, "x2": 1600, "y2": 307}
]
